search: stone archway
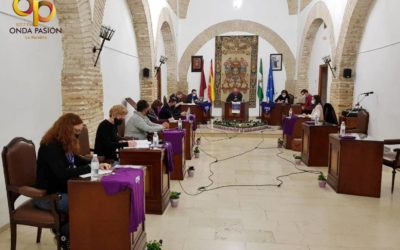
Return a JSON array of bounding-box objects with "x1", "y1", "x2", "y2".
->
[
  {"x1": 330, "y1": 0, "x2": 376, "y2": 113},
  {"x1": 56, "y1": 0, "x2": 155, "y2": 141},
  {"x1": 178, "y1": 20, "x2": 296, "y2": 94},
  {"x1": 156, "y1": 8, "x2": 178, "y2": 96},
  {"x1": 296, "y1": 1, "x2": 336, "y2": 95}
]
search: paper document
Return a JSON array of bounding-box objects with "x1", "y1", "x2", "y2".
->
[{"x1": 125, "y1": 140, "x2": 151, "y2": 149}]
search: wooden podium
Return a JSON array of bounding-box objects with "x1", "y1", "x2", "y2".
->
[
  {"x1": 180, "y1": 103, "x2": 211, "y2": 124},
  {"x1": 301, "y1": 122, "x2": 338, "y2": 166},
  {"x1": 261, "y1": 103, "x2": 302, "y2": 126},
  {"x1": 119, "y1": 148, "x2": 170, "y2": 214},
  {"x1": 69, "y1": 180, "x2": 147, "y2": 250},
  {"x1": 327, "y1": 134, "x2": 383, "y2": 197},
  {"x1": 222, "y1": 102, "x2": 249, "y2": 121},
  {"x1": 282, "y1": 116, "x2": 310, "y2": 149},
  {"x1": 170, "y1": 121, "x2": 194, "y2": 160}
]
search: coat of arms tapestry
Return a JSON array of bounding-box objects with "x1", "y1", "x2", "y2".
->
[{"x1": 214, "y1": 35, "x2": 259, "y2": 107}]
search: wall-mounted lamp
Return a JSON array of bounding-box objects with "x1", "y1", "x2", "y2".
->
[
  {"x1": 154, "y1": 56, "x2": 168, "y2": 78},
  {"x1": 93, "y1": 25, "x2": 116, "y2": 67},
  {"x1": 322, "y1": 55, "x2": 336, "y2": 78}
]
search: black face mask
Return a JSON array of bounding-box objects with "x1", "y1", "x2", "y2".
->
[
  {"x1": 114, "y1": 118, "x2": 123, "y2": 126},
  {"x1": 74, "y1": 134, "x2": 80, "y2": 139}
]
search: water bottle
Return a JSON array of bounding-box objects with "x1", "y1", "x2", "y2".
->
[
  {"x1": 340, "y1": 121, "x2": 346, "y2": 137},
  {"x1": 315, "y1": 114, "x2": 320, "y2": 125},
  {"x1": 288, "y1": 108, "x2": 293, "y2": 118},
  {"x1": 178, "y1": 118, "x2": 182, "y2": 129},
  {"x1": 91, "y1": 154, "x2": 99, "y2": 181},
  {"x1": 152, "y1": 132, "x2": 159, "y2": 147}
]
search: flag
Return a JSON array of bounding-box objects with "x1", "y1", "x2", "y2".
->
[
  {"x1": 208, "y1": 60, "x2": 215, "y2": 102},
  {"x1": 199, "y1": 59, "x2": 207, "y2": 97},
  {"x1": 257, "y1": 59, "x2": 264, "y2": 103},
  {"x1": 266, "y1": 59, "x2": 275, "y2": 103}
]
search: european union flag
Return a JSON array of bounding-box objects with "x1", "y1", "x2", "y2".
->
[{"x1": 266, "y1": 60, "x2": 275, "y2": 103}]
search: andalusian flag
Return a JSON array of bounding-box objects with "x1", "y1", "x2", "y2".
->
[
  {"x1": 208, "y1": 60, "x2": 215, "y2": 102},
  {"x1": 257, "y1": 59, "x2": 264, "y2": 102}
]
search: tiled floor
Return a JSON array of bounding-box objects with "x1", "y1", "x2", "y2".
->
[{"x1": 1, "y1": 135, "x2": 400, "y2": 250}]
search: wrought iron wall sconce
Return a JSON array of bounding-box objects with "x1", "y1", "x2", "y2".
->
[
  {"x1": 322, "y1": 55, "x2": 336, "y2": 78},
  {"x1": 154, "y1": 56, "x2": 168, "y2": 78},
  {"x1": 93, "y1": 25, "x2": 115, "y2": 67}
]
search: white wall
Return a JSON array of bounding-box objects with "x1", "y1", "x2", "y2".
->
[
  {"x1": 354, "y1": 0, "x2": 400, "y2": 139},
  {"x1": 187, "y1": 33, "x2": 287, "y2": 117},
  {"x1": 307, "y1": 23, "x2": 332, "y2": 101},
  {"x1": 0, "y1": 3, "x2": 63, "y2": 227},
  {"x1": 101, "y1": 0, "x2": 141, "y2": 117}
]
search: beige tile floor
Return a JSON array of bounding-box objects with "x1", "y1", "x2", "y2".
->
[{"x1": 1, "y1": 136, "x2": 400, "y2": 250}]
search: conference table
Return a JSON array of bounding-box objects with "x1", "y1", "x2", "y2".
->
[
  {"x1": 261, "y1": 103, "x2": 302, "y2": 126},
  {"x1": 222, "y1": 102, "x2": 249, "y2": 122},
  {"x1": 170, "y1": 120, "x2": 195, "y2": 160},
  {"x1": 180, "y1": 103, "x2": 212, "y2": 124},
  {"x1": 282, "y1": 115, "x2": 310, "y2": 150}
]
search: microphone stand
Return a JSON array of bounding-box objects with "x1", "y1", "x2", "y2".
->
[{"x1": 346, "y1": 93, "x2": 371, "y2": 117}]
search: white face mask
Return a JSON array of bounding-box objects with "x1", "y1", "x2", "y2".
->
[
  {"x1": 311, "y1": 100, "x2": 315, "y2": 105},
  {"x1": 282, "y1": 94, "x2": 286, "y2": 97}
]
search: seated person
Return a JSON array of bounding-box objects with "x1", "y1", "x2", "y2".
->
[
  {"x1": 173, "y1": 92, "x2": 187, "y2": 117},
  {"x1": 34, "y1": 113, "x2": 111, "y2": 247},
  {"x1": 125, "y1": 100, "x2": 169, "y2": 140},
  {"x1": 300, "y1": 89, "x2": 313, "y2": 114},
  {"x1": 309, "y1": 95, "x2": 324, "y2": 120},
  {"x1": 186, "y1": 89, "x2": 199, "y2": 103},
  {"x1": 275, "y1": 90, "x2": 290, "y2": 104},
  {"x1": 147, "y1": 99, "x2": 164, "y2": 124},
  {"x1": 159, "y1": 95, "x2": 181, "y2": 120},
  {"x1": 94, "y1": 105, "x2": 135, "y2": 162},
  {"x1": 226, "y1": 87, "x2": 243, "y2": 102}
]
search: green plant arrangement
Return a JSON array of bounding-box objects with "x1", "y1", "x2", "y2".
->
[
  {"x1": 194, "y1": 146, "x2": 200, "y2": 158},
  {"x1": 277, "y1": 138, "x2": 284, "y2": 148},
  {"x1": 212, "y1": 119, "x2": 270, "y2": 132},
  {"x1": 318, "y1": 173, "x2": 327, "y2": 188},
  {"x1": 170, "y1": 191, "x2": 181, "y2": 208},
  {"x1": 146, "y1": 239, "x2": 163, "y2": 250},
  {"x1": 293, "y1": 154, "x2": 302, "y2": 165},
  {"x1": 187, "y1": 166, "x2": 195, "y2": 177}
]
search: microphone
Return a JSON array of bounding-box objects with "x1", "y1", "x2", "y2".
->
[{"x1": 361, "y1": 91, "x2": 374, "y2": 95}]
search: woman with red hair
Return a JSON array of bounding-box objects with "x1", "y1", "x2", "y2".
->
[{"x1": 34, "y1": 113, "x2": 110, "y2": 248}]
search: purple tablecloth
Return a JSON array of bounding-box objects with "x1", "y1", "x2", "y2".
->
[
  {"x1": 283, "y1": 115, "x2": 299, "y2": 135},
  {"x1": 163, "y1": 129, "x2": 185, "y2": 154},
  {"x1": 198, "y1": 102, "x2": 212, "y2": 113},
  {"x1": 261, "y1": 102, "x2": 275, "y2": 113},
  {"x1": 101, "y1": 168, "x2": 145, "y2": 232},
  {"x1": 162, "y1": 142, "x2": 174, "y2": 172}
]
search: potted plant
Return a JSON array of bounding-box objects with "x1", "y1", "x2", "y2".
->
[
  {"x1": 146, "y1": 239, "x2": 163, "y2": 250},
  {"x1": 196, "y1": 137, "x2": 201, "y2": 145},
  {"x1": 187, "y1": 166, "x2": 195, "y2": 177},
  {"x1": 170, "y1": 191, "x2": 181, "y2": 208},
  {"x1": 293, "y1": 154, "x2": 302, "y2": 165},
  {"x1": 318, "y1": 173, "x2": 327, "y2": 188},
  {"x1": 277, "y1": 138, "x2": 284, "y2": 148},
  {"x1": 194, "y1": 146, "x2": 200, "y2": 158}
]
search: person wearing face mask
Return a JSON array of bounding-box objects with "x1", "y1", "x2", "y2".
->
[
  {"x1": 186, "y1": 89, "x2": 199, "y2": 103},
  {"x1": 274, "y1": 90, "x2": 290, "y2": 104},
  {"x1": 300, "y1": 89, "x2": 313, "y2": 114},
  {"x1": 125, "y1": 100, "x2": 169, "y2": 139},
  {"x1": 34, "y1": 113, "x2": 111, "y2": 247},
  {"x1": 147, "y1": 99, "x2": 164, "y2": 124},
  {"x1": 159, "y1": 95, "x2": 186, "y2": 120},
  {"x1": 310, "y1": 95, "x2": 324, "y2": 120},
  {"x1": 94, "y1": 104, "x2": 136, "y2": 162}
]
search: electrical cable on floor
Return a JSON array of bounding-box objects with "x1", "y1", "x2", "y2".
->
[{"x1": 178, "y1": 129, "x2": 324, "y2": 197}]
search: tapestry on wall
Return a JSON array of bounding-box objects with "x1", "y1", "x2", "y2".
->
[{"x1": 214, "y1": 35, "x2": 259, "y2": 108}]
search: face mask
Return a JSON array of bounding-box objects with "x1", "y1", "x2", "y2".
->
[
  {"x1": 114, "y1": 118, "x2": 123, "y2": 126},
  {"x1": 282, "y1": 94, "x2": 286, "y2": 97},
  {"x1": 311, "y1": 100, "x2": 316, "y2": 105},
  {"x1": 74, "y1": 134, "x2": 80, "y2": 139}
]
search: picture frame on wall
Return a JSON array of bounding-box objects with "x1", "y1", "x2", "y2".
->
[
  {"x1": 270, "y1": 54, "x2": 283, "y2": 71},
  {"x1": 191, "y1": 56, "x2": 203, "y2": 72}
]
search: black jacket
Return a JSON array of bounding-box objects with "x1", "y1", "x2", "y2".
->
[
  {"x1": 275, "y1": 95, "x2": 290, "y2": 103},
  {"x1": 94, "y1": 119, "x2": 128, "y2": 161},
  {"x1": 226, "y1": 92, "x2": 243, "y2": 102},
  {"x1": 186, "y1": 94, "x2": 198, "y2": 103},
  {"x1": 36, "y1": 140, "x2": 91, "y2": 194}
]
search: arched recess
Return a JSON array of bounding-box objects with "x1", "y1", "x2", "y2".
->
[
  {"x1": 156, "y1": 8, "x2": 178, "y2": 96},
  {"x1": 178, "y1": 20, "x2": 296, "y2": 94},
  {"x1": 296, "y1": 1, "x2": 336, "y2": 95},
  {"x1": 56, "y1": 0, "x2": 155, "y2": 141},
  {"x1": 330, "y1": 0, "x2": 376, "y2": 113}
]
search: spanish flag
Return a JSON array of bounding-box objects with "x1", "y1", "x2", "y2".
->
[{"x1": 208, "y1": 60, "x2": 215, "y2": 102}]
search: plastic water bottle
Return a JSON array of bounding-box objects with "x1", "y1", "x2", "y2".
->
[
  {"x1": 288, "y1": 108, "x2": 293, "y2": 118},
  {"x1": 340, "y1": 121, "x2": 346, "y2": 137},
  {"x1": 315, "y1": 114, "x2": 320, "y2": 125},
  {"x1": 91, "y1": 154, "x2": 99, "y2": 181},
  {"x1": 152, "y1": 132, "x2": 159, "y2": 147},
  {"x1": 178, "y1": 118, "x2": 182, "y2": 129}
]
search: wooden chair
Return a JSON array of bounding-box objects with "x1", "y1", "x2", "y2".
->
[
  {"x1": 2, "y1": 138, "x2": 61, "y2": 250},
  {"x1": 125, "y1": 97, "x2": 137, "y2": 109},
  {"x1": 288, "y1": 94, "x2": 295, "y2": 104},
  {"x1": 383, "y1": 139, "x2": 400, "y2": 193}
]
